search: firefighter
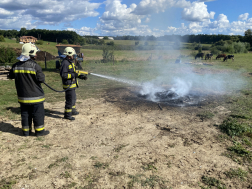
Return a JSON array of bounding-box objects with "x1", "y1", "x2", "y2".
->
[
  {"x1": 60, "y1": 47, "x2": 87, "y2": 120},
  {"x1": 8, "y1": 43, "x2": 49, "y2": 137}
]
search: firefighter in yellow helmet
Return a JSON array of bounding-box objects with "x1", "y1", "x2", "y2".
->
[
  {"x1": 60, "y1": 47, "x2": 87, "y2": 120},
  {"x1": 8, "y1": 43, "x2": 50, "y2": 137}
]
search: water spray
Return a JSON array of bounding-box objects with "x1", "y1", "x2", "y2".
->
[{"x1": 90, "y1": 73, "x2": 142, "y2": 86}]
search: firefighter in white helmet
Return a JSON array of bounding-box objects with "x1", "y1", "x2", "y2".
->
[
  {"x1": 60, "y1": 47, "x2": 87, "y2": 120},
  {"x1": 8, "y1": 43, "x2": 50, "y2": 137}
]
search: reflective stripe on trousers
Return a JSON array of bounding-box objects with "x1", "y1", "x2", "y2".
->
[{"x1": 18, "y1": 96, "x2": 45, "y2": 104}]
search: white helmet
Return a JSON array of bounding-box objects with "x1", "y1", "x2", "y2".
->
[
  {"x1": 63, "y1": 47, "x2": 76, "y2": 56},
  {"x1": 21, "y1": 43, "x2": 39, "y2": 57}
]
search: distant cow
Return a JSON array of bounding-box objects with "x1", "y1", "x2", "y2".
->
[
  {"x1": 224, "y1": 55, "x2": 234, "y2": 61},
  {"x1": 216, "y1": 54, "x2": 226, "y2": 60},
  {"x1": 205, "y1": 53, "x2": 213, "y2": 60},
  {"x1": 195, "y1": 53, "x2": 204, "y2": 60}
]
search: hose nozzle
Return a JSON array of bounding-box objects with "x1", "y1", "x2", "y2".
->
[{"x1": 76, "y1": 70, "x2": 90, "y2": 75}]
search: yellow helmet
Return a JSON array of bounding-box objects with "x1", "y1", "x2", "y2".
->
[
  {"x1": 21, "y1": 43, "x2": 39, "y2": 57},
  {"x1": 63, "y1": 47, "x2": 76, "y2": 56}
]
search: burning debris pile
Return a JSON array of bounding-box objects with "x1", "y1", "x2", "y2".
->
[{"x1": 137, "y1": 89, "x2": 205, "y2": 106}]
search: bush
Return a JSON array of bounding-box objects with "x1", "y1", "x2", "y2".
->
[
  {"x1": 0, "y1": 35, "x2": 5, "y2": 42},
  {"x1": 223, "y1": 43, "x2": 234, "y2": 53},
  {"x1": 98, "y1": 39, "x2": 105, "y2": 45},
  {"x1": 198, "y1": 47, "x2": 202, "y2": 53},
  {"x1": 135, "y1": 41, "x2": 139, "y2": 46},
  {"x1": 103, "y1": 36, "x2": 108, "y2": 40},
  {"x1": 215, "y1": 40, "x2": 225, "y2": 46},
  {"x1": 210, "y1": 47, "x2": 220, "y2": 55},
  {"x1": 0, "y1": 47, "x2": 17, "y2": 64},
  {"x1": 35, "y1": 40, "x2": 44, "y2": 45},
  {"x1": 102, "y1": 46, "x2": 114, "y2": 63},
  {"x1": 16, "y1": 37, "x2": 20, "y2": 43},
  {"x1": 62, "y1": 39, "x2": 68, "y2": 44},
  {"x1": 106, "y1": 41, "x2": 114, "y2": 46},
  {"x1": 202, "y1": 46, "x2": 210, "y2": 50},
  {"x1": 219, "y1": 118, "x2": 251, "y2": 137},
  {"x1": 233, "y1": 42, "x2": 248, "y2": 53}
]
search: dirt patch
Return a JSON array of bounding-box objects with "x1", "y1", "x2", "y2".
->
[
  {"x1": 12, "y1": 48, "x2": 56, "y2": 61},
  {"x1": 0, "y1": 87, "x2": 249, "y2": 188}
]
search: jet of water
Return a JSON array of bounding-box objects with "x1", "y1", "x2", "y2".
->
[{"x1": 90, "y1": 73, "x2": 142, "y2": 86}]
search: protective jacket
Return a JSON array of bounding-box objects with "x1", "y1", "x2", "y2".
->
[
  {"x1": 8, "y1": 59, "x2": 45, "y2": 104},
  {"x1": 60, "y1": 58, "x2": 78, "y2": 90}
]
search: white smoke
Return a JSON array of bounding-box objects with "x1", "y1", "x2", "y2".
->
[
  {"x1": 170, "y1": 77, "x2": 192, "y2": 96},
  {"x1": 139, "y1": 81, "x2": 165, "y2": 102},
  {"x1": 138, "y1": 61, "x2": 247, "y2": 102}
]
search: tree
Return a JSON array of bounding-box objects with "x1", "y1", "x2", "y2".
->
[
  {"x1": 102, "y1": 46, "x2": 114, "y2": 63},
  {"x1": 0, "y1": 47, "x2": 16, "y2": 64},
  {"x1": 98, "y1": 39, "x2": 105, "y2": 45},
  {"x1": 0, "y1": 35, "x2": 5, "y2": 42},
  {"x1": 244, "y1": 29, "x2": 252, "y2": 46},
  {"x1": 19, "y1": 28, "x2": 27, "y2": 37},
  {"x1": 62, "y1": 39, "x2": 68, "y2": 44},
  {"x1": 103, "y1": 36, "x2": 108, "y2": 40},
  {"x1": 107, "y1": 41, "x2": 114, "y2": 46}
]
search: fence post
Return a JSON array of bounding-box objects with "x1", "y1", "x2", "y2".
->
[{"x1": 44, "y1": 51, "x2": 47, "y2": 69}]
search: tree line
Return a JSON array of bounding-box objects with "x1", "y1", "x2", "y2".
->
[
  {"x1": 0, "y1": 28, "x2": 84, "y2": 45},
  {"x1": 1, "y1": 28, "x2": 252, "y2": 47}
]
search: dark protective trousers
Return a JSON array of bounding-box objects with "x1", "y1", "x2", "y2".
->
[
  {"x1": 64, "y1": 89, "x2": 77, "y2": 118},
  {"x1": 20, "y1": 103, "x2": 45, "y2": 136}
]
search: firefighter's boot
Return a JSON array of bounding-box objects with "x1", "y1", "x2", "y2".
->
[
  {"x1": 72, "y1": 108, "x2": 79, "y2": 116},
  {"x1": 36, "y1": 130, "x2": 50, "y2": 137},
  {"x1": 64, "y1": 108, "x2": 75, "y2": 120},
  {"x1": 64, "y1": 116, "x2": 75, "y2": 120}
]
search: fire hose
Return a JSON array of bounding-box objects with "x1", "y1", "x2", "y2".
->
[
  {"x1": 43, "y1": 70, "x2": 89, "y2": 93},
  {"x1": 4, "y1": 70, "x2": 90, "y2": 93},
  {"x1": 43, "y1": 82, "x2": 72, "y2": 93}
]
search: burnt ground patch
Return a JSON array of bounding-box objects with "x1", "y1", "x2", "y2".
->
[{"x1": 102, "y1": 86, "x2": 228, "y2": 114}]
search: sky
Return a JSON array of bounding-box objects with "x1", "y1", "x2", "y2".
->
[{"x1": 0, "y1": 0, "x2": 251, "y2": 37}]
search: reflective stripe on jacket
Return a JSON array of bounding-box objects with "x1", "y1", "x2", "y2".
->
[{"x1": 8, "y1": 60, "x2": 45, "y2": 105}]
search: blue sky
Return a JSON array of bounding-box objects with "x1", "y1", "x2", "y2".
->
[{"x1": 0, "y1": 0, "x2": 251, "y2": 36}]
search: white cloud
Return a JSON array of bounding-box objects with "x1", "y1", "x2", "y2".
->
[
  {"x1": 145, "y1": 17, "x2": 150, "y2": 23},
  {"x1": 174, "y1": 0, "x2": 191, "y2": 8},
  {"x1": 238, "y1": 13, "x2": 249, "y2": 21},
  {"x1": 98, "y1": 0, "x2": 192, "y2": 36},
  {"x1": 0, "y1": 0, "x2": 101, "y2": 29},
  {"x1": 98, "y1": 0, "x2": 146, "y2": 35},
  {"x1": 67, "y1": 27, "x2": 98, "y2": 36},
  {"x1": 182, "y1": 2, "x2": 215, "y2": 22},
  {"x1": 0, "y1": 8, "x2": 13, "y2": 18},
  {"x1": 132, "y1": 0, "x2": 191, "y2": 15}
]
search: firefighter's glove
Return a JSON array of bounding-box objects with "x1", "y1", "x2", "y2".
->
[
  {"x1": 78, "y1": 74, "x2": 87, "y2": 80},
  {"x1": 74, "y1": 72, "x2": 79, "y2": 78}
]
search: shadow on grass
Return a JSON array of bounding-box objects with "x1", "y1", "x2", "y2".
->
[
  {"x1": 0, "y1": 122, "x2": 22, "y2": 136},
  {"x1": 6, "y1": 107, "x2": 63, "y2": 119},
  {"x1": 45, "y1": 109, "x2": 63, "y2": 119}
]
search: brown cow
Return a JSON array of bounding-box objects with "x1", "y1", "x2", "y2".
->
[{"x1": 216, "y1": 54, "x2": 226, "y2": 60}]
